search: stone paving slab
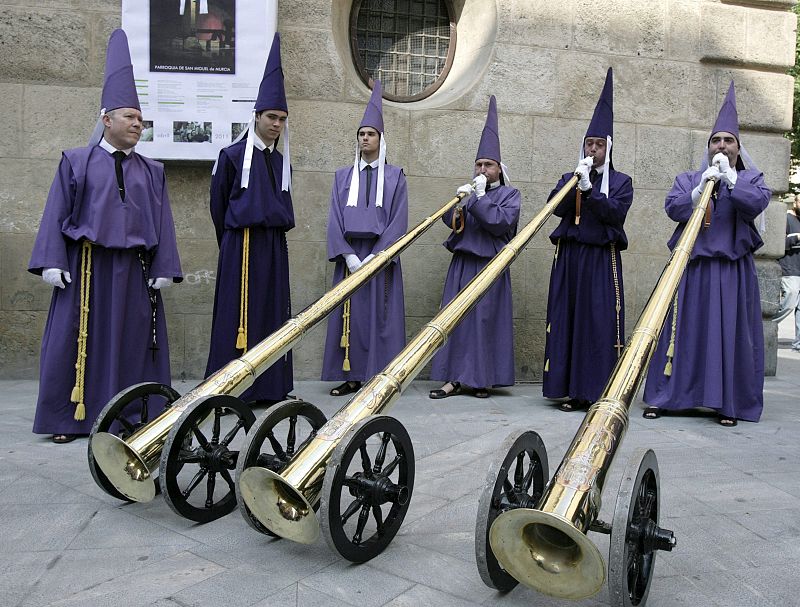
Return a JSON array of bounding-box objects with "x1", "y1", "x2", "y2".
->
[{"x1": 1, "y1": 347, "x2": 799, "y2": 606}]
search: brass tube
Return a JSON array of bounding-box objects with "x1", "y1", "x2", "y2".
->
[
  {"x1": 489, "y1": 179, "x2": 716, "y2": 600},
  {"x1": 90, "y1": 190, "x2": 469, "y2": 503},
  {"x1": 238, "y1": 176, "x2": 580, "y2": 544}
]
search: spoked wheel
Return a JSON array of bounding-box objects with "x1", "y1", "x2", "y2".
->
[
  {"x1": 475, "y1": 429, "x2": 549, "y2": 591},
  {"x1": 608, "y1": 449, "x2": 676, "y2": 607},
  {"x1": 160, "y1": 394, "x2": 255, "y2": 522},
  {"x1": 88, "y1": 382, "x2": 180, "y2": 501},
  {"x1": 235, "y1": 399, "x2": 327, "y2": 535},
  {"x1": 320, "y1": 415, "x2": 414, "y2": 563}
]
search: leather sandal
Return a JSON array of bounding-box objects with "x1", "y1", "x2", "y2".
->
[
  {"x1": 473, "y1": 387, "x2": 489, "y2": 399},
  {"x1": 642, "y1": 407, "x2": 661, "y2": 419},
  {"x1": 429, "y1": 382, "x2": 461, "y2": 399},
  {"x1": 330, "y1": 381, "x2": 361, "y2": 397},
  {"x1": 718, "y1": 415, "x2": 738, "y2": 427},
  {"x1": 52, "y1": 434, "x2": 76, "y2": 444}
]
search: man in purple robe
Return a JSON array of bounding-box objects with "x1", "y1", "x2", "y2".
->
[
  {"x1": 28, "y1": 30, "x2": 182, "y2": 443},
  {"x1": 205, "y1": 33, "x2": 294, "y2": 405},
  {"x1": 643, "y1": 82, "x2": 770, "y2": 426},
  {"x1": 322, "y1": 81, "x2": 408, "y2": 395},
  {"x1": 542, "y1": 68, "x2": 633, "y2": 412},
  {"x1": 429, "y1": 96, "x2": 520, "y2": 399}
]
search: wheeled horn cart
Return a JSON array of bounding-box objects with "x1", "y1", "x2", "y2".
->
[
  {"x1": 237, "y1": 176, "x2": 583, "y2": 561},
  {"x1": 473, "y1": 180, "x2": 720, "y2": 605},
  {"x1": 88, "y1": 188, "x2": 472, "y2": 522}
]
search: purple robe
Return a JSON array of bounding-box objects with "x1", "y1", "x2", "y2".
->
[
  {"x1": 643, "y1": 168, "x2": 770, "y2": 422},
  {"x1": 543, "y1": 169, "x2": 633, "y2": 402},
  {"x1": 28, "y1": 144, "x2": 182, "y2": 435},
  {"x1": 429, "y1": 184, "x2": 520, "y2": 388},
  {"x1": 321, "y1": 164, "x2": 408, "y2": 380},
  {"x1": 205, "y1": 139, "x2": 294, "y2": 402}
]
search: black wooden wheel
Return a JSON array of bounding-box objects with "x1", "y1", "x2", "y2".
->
[
  {"x1": 160, "y1": 394, "x2": 255, "y2": 523},
  {"x1": 88, "y1": 382, "x2": 180, "y2": 501},
  {"x1": 609, "y1": 448, "x2": 676, "y2": 607},
  {"x1": 475, "y1": 429, "x2": 549, "y2": 591},
  {"x1": 319, "y1": 416, "x2": 414, "y2": 563},
  {"x1": 235, "y1": 399, "x2": 327, "y2": 536}
]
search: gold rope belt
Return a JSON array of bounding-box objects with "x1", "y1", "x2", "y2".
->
[
  {"x1": 70, "y1": 240, "x2": 92, "y2": 421},
  {"x1": 236, "y1": 227, "x2": 250, "y2": 352}
]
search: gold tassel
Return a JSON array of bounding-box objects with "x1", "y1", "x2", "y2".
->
[
  {"x1": 664, "y1": 291, "x2": 679, "y2": 376},
  {"x1": 544, "y1": 359, "x2": 549, "y2": 372},
  {"x1": 341, "y1": 267, "x2": 352, "y2": 372},
  {"x1": 237, "y1": 228, "x2": 250, "y2": 353},
  {"x1": 71, "y1": 241, "x2": 92, "y2": 420}
]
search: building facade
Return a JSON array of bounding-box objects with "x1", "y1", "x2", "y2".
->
[{"x1": 0, "y1": 0, "x2": 795, "y2": 381}]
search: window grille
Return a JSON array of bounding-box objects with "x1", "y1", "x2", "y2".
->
[{"x1": 350, "y1": 0, "x2": 456, "y2": 102}]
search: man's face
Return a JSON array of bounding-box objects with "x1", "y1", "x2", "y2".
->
[
  {"x1": 474, "y1": 158, "x2": 501, "y2": 183},
  {"x1": 793, "y1": 195, "x2": 800, "y2": 213},
  {"x1": 358, "y1": 127, "x2": 380, "y2": 159},
  {"x1": 255, "y1": 109, "x2": 288, "y2": 144},
  {"x1": 583, "y1": 137, "x2": 606, "y2": 168},
  {"x1": 708, "y1": 131, "x2": 740, "y2": 168},
  {"x1": 102, "y1": 108, "x2": 143, "y2": 149}
]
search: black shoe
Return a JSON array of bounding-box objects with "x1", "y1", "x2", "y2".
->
[{"x1": 330, "y1": 381, "x2": 361, "y2": 397}]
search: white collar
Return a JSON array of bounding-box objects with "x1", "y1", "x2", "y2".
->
[
  {"x1": 594, "y1": 165, "x2": 605, "y2": 175},
  {"x1": 359, "y1": 157, "x2": 379, "y2": 171},
  {"x1": 99, "y1": 137, "x2": 133, "y2": 156},
  {"x1": 253, "y1": 133, "x2": 276, "y2": 153},
  {"x1": 487, "y1": 180, "x2": 501, "y2": 190}
]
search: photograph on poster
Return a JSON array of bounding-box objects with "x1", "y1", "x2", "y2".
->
[
  {"x1": 141, "y1": 121, "x2": 154, "y2": 142},
  {"x1": 231, "y1": 122, "x2": 248, "y2": 140},
  {"x1": 173, "y1": 121, "x2": 213, "y2": 143},
  {"x1": 150, "y1": 0, "x2": 235, "y2": 74}
]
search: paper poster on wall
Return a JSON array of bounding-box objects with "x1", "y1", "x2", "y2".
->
[{"x1": 121, "y1": 0, "x2": 277, "y2": 160}]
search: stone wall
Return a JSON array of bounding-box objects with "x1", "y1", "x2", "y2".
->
[{"x1": 0, "y1": 0, "x2": 795, "y2": 381}]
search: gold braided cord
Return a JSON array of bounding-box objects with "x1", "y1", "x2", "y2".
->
[
  {"x1": 664, "y1": 291, "x2": 679, "y2": 376},
  {"x1": 340, "y1": 267, "x2": 351, "y2": 372},
  {"x1": 236, "y1": 227, "x2": 250, "y2": 352},
  {"x1": 70, "y1": 241, "x2": 92, "y2": 421}
]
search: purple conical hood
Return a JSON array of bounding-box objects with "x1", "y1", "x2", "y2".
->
[
  {"x1": 476, "y1": 95, "x2": 501, "y2": 164},
  {"x1": 359, "y1": 80, "x2": 384, "y2": 133},
  {"x1": 585, "y1": 67, "x2": 613, "y2": 140},
  {"x1": 255, "y1": 33, "x2": 288, "y2": 113},
  {"x1": 710, "y1": 81, "x2": 739, "y2": 142},
  {"x1": 101, "y1": 29, "x2": 140, "y2": 112}
]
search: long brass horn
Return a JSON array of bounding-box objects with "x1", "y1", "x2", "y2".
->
[
  {"x1": 89, "y1": 189, "x2": 472, "y2": 502},
  {"x1": 237, "y1": 176, "x2": 581, "y2": 544},
  {"x1": 488, "y1": 179, "x2": 715, "y2": 599}
]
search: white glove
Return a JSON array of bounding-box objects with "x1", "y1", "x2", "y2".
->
[
  {"x1": 361, "y1": 254, "x2": 375, "y2": 266},
  {"x1": 691, "y1": 166, "x2": 722, "y2": 204},
  {"x1": 148, "y1": 277, "x2": 172, "y2": 289},
  {"x1": 344, "y1": 254, "x2": 362, "y2": 273},
  {"x1": 42, "y1": 268, "x2": 71, "y2": 289},
  {"x1": 712, "y1": 152, "x2": 737, "y2": 189},
  {"x1": 474, "y1": 174, "x2": 488, "y2": 198},
  {"x1": 456, "y1": 183, "x2": 474, "y2": 197},
  {"x1": 574, "y1": 163, "x2": 592, "y2": 191},
  {"x1": 578, "y1": 156, "x2": 594, "y2": 169}
]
